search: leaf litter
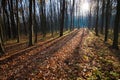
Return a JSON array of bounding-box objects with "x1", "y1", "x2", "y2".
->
[{"x1": 0, "y1": 29, "x2": 120, "y2": 80}]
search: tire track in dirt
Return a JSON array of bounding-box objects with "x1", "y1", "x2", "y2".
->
[
  {"x1": 12, "y1": 29, "x2": 88, "y2": 79},
  {"x1": 7, "y1": 30, "x2": 79, "y2": 79},
  {"x1": 0, "y1": 30, "x2": 79, "y2": 79},
  {"x1": 0, "y1": 37, "x2": 58, "y2": 62},
  {"x1": 0, "y1": 30, "x2": 78, "y2": 64},
  {"x1": 31, "y1": 29, "x2": 88, "y2": 79},
  {"x1": 1, "y1": 33, "x2": 69, "y2": 62}
]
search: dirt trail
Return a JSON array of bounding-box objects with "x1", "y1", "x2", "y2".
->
[
  {"x1": 0, "y1": 29, "x2": 119, "y2": 80},
  {"x1": 3, "y1": 29, "x2": 88, "y2": 79},
  {"x1": 31, "y1": 29, "x2": 88, "y2": 80},
  {"x1": 0, "y1": 29, "x2": 84, "y2": 79}
]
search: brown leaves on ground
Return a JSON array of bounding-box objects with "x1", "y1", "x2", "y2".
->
[
  {"x1": 75, "y1": 31, "x2": 120, "y2": 80},
  {"x1": 0, "y1": 29, "x2": 120, "y2": 80}
]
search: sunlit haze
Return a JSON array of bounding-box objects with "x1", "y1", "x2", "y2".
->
[
  {"x1": 81, "y1": 2, "x2": 89, "y2": 12},
  {"x1": 80, "y1": 0, "x2": 90, "y2": 16}
]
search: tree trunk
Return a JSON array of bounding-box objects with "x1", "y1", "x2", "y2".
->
[
  {"x1": 0, "y1": 8, "x2": 4, "y2": 53},
  {"x1": 33, "y1": 0, "x2": 38, "y2": 43},
  {"x1": 88, "y1": 4, "x2": 92, "y2": 29},
  {"x1": 9, "y1": 0, "x2": 17, "y2": 39},
  {"x1": 72, "y1": 0, "x2": 75, "y2": 29},
  {"x1": 60, "y1": 0, "x2": 65, "y2": 37},
  {"x1": 28, "y1": 0, "x2": 33, "y2": 46},
  {"x1": 95, "y1": 0, "x2": 99, "y2": 36},
  {"x1": 40, "y1": 0, "x2": 46, "y2": 37},
  {"x1": 2, "y1": 0, "x2": 12, "y2": 41},
  {"x1": 101, "y1": 0, "x2": 105, "y2": 34},
  {"x1": 1, "y1": 0, "x2": 6, "y2": 40},
  {"x1": 112, "y1": 0, "x2": 120, "y2": 49},
  {"x1": 50, "y1": 0, "x2": 54, "y2": 36},
  {"x1": 104, "y1": 0, "x2": 110, "y2": 42},
  {"x1": 0, "y1": 43, "x2": 4, "y2": 54},
  {"x1": 5, "y1": 9, "x2": 12, "y2": 39},
  {"x1": 16, "y1": 0, "x2": 20, "y2": 43},
  {"x1": 20, "y1": 0, "x2": 27, "y2": 36},
  {"x1": 0, "y1": 20, "x2": 4, "y2": 54},
  {"x1": 70, "y1": 0, "x2": 73, "y2": 30}
]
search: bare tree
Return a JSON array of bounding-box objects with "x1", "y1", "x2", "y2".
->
[
  {"x1": 9, "y1": 0, "x2": 17, "y2": 38},
  {"x1": 60, "y1": 0, "x2": 65, "y2": 36},
  {"x1": 16, "y1": 0, "x2": 20, "y2": 43},
  {"x1": 104, "y1": 0, "x2": 110, "y2": 42},
  {"x1": 28, "y1": 0, "x2": 33, "y2": 46},
  {"x1": 95, "y1": 0, "x2": 99, "y2": 36},
  {"x1": 0, "y1": 12, "x2": 4, "y2": 54},
  {"x1": 112, "y1": 0, "x2": 120, "y2": 49},
  {"x1": 50, "y1": 0, "x2": 54, "y2": 36},
  {"x1": 33, "y1": 0, "x2": 38, "y2": 43},
  {"x1": 101, "y1": 0, "x2": 105, "y2": 34},
  {"x1": 0, "y1": 37, "x2": 4, "y2": 54},
  {"x1": 20, "y1": 0, "x2": 27, "y2": 36}
]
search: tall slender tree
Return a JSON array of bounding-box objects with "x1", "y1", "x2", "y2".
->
[
  {"x1": 0, "y1": 37, "x2": 4, "y2": 54},
  {"x1": 0, "y1": 11, "x2": 4, "y2": 54},
  {"x1": 88, "y1": 1, "x2": 92, "y2": 29},
  {"x1": 1, "y1": 0, "x2": 7, "y2": 40},
  {"x1": 16, "y1": 0, "x2": 20, "y2": 43},
  {"x1": 72, "y1": 0, "x2": 75, "y2": 29},
  {"x1": 20, "y1": 0, "x2": 27, "y2": 36},
  {"x1": 40, "y1": 0, "x2": 47, "y2": 37},
  {"x1": 112, "y1": 0, "x2": 120, "y2": 49},
  {"x1": 33, "y1": 0, "x2": 38, "y2": 43},
  {"x1": 70, "y1": 0, "x2": 73, "y2": 30},
  {"x1": 95, "y1": 0, "x2": 99, "y2": 36},
  {"x1": 50, "y1": 0, "x2": 54, "y2": 36},
  {"x1": 60, "y1": 0, "x2": 65, "y2": 37},
  {"x1": 28, "y1": 0, "x2": 33, "y2": 46},
  {"x1": 101, "y1": 0, "x2": 105, "y2": 34},
  {"x1": 9, "y1": 0, "x2": 17, "y2": 38},
  {"x1": 104, "y1": 0, "x2": 110, "y2": 42}
]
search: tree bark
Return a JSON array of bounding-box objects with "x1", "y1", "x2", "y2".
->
[
  {"x1": 40, "y1": 0, "x2": 46, "y2": 37},
  {"x1": 104, "y1": 0, "x2": 110, "y2": 42},
  {"x1": 16, "y1": 0, "x2": 20, "y2": 43},
  {"x1": 0, "y1": 19, "x2": 5, "y2": 54},
  {"x1": 20, "y1": 0, "x2": 27, "y2": 36},
  {"x1": 0, "y1": 43, "x2": 4, "y2": 54},
  {"x1": 72, "y1": 0, "x2": 75, "y2": 29},
  {"x1": 112, "y1": 0, "x2": 120, "y2": 49},
  {"x1": 28, "y1": 0, "x2": 33, "y2": 46},
  {"x1": 33, "y1": 0, "x2": 38, "y2": 43},
  {"x1": 60, "y1": 0, "x2": 65, "y2": 37},
  {"x1": 101, "y1": 0, "x2": 105, "y2": 34},
  {"x1": 50, "y1": 0, "x2": 54, "y2": 36},
  {"x1": 95, "y1": 0, "x2": 99, "y2": 36},
  {"x1": 9, "y1": 0, "x2": 17, "y2": 39}
]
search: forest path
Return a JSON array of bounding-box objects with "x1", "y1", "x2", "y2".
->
[
  {"x1": 0, "y1": 28, "x2": 88, "y2": 79},
  {"x1": 1, "y1": 29, "x2": 119, "y2": 80}
]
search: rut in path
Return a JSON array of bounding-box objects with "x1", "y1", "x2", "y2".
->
[
  {"x1": 0, "y1": 30, "x2": 80, "y2": 79},
  {"x1": 31, "y1": 29, "x2": 88, "y2": 79},
  {"x1": 9, "y1": 29, "x2": 88, "y2": 79}
]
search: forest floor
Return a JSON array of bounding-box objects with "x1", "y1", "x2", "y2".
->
[
  {"x1": 0, "y1": 28, "x2": 120, "y2": 80},
  {"x1": 2, "y1": 30, "x2": 70, "y2": 57}
]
